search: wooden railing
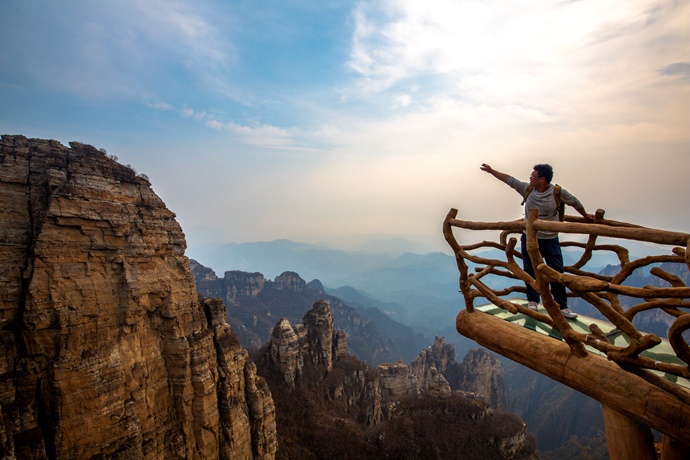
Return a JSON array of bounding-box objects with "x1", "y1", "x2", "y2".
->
[{"x1": 443, "y1": 207, "x2": 690, "y2": 402}]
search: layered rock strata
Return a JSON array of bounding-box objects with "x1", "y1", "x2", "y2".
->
[
  {"x1": 267, "y1": 300, "x2": 346, "y2": 387},
  {"x1": 265, "y1": 301, "x2": 383, "y2": 427},
  {"x1": 0, "y1": 135, "x2": 276, "y2": 459},
  {"x1": 261, "y1": 304, "x2": 535, "y2": 458},
  {"x1": 377, "y1": 337, "x2": 506, "y2": 409},
  {"x1": 458, "y1": 347, "x2": 507, "y2": 411}
]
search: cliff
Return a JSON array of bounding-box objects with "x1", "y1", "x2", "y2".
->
[
  {"x1": 256, "y1": 301, "x2": 536, "y2": 459},
  {"x1": 0, "y1": 135, "x2": 276, "y2": 459},
  {"x1": 383, "y1": 336, "x2": 507, "y2": 410}
]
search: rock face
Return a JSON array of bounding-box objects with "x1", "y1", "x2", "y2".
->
[
  {"x1": 258, "y1": 305, "x2": 536, "y2": 459},
  {"x1": 268, "y1": 318, "x2": 305, "y2": 388},
  {"x1": 408, "y1": 336, "x2": 459, "y2": 393},
  {"x1": 424, "y1": 367, "x2": 452, "y2": 398},
  {"x1": 301, "y1": 300, "x2": 335, "y2": 371},
  {"x1": 272, "y1": 272, "x2": 305, "y2": 292},
  {"x1": 224, "y1": 270, "x2": 265, "y2": 303},
  {"x1": 264, "y1": 301, "x2": 384, "y2": 427},
  {"x1": 377, "y1": 336, "x2": 506, "y2": 410},
  {"x1": 0, "y1": 135, "x2": 276, "y2": 459},
  {"x1": 266, "y1": 300, "x2": 346, "y2": 387},
  {"x1": 378, "y1": 362, "x2": 415, "y2": 398},
  {"x1": 458, "y1": 348, "x2": 507, "y2": 411}
]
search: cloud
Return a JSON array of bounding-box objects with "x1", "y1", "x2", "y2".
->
[
  {"x1": 661, "y1": 62, "x2": 690, "y2": 81},
  {"x1": 179, "y1": 107, "x2": 207, "y2": 121},
  {"x1": 146, "y1": 97, "x2": 303, "y2": 149},
  {"x1": 345, "y1": 0, "x2": 689, "y2": 131},
  {"x1": 0, "y1": 0, "x2": 234, "y2": 101},
  {"x1": 146, "y1": 101, "x2": 174, "y2": 111},
  {"x1": 207, "y1": 119, "x2": 298, "y2": 148}
]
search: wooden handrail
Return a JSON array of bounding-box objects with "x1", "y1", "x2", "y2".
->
[{"x1": 443, "y1": 207, "x2": 690, "y2": 386}]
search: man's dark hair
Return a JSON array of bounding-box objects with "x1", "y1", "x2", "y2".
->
[{"x1": 533, "y1": 164, "x2": 553, "y2": 183}]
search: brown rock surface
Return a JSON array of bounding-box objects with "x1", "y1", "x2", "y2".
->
[
  {"x1": 223, "y1": 271, "x2": 265, "y2": 304},
  {"x1": 268, "y1": 318, "x2": 304, "y2": 387},
  {"x1": 301, "y1": 300, "x2": 335, "y2": 371},
  {"x1": 259, "y1": 308, "x2": 535, "y2": 458},
  {"x1": 0, "y1": 135, "x2": 276, "y2": 459},
  {"x1": 272, "y1": 272, "x2": 305, "y2": 292},
  {"x1": 424, "y1": 367, "x2": 452, "y2": 398},
  {"x1": 458, "y1": 348, "x2": 507, "y2": 410},
  {"x1": 409, "y1": 336, "x2": 458, "y2": 387},
  {"x1": 378, "y1": 362, "x2": 415, "y2": 398},
  {"x1": 266, "y1": 300, "x2": 346, "y2": 386}
]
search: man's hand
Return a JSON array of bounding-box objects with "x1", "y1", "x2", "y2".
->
[
  {"x1": 575, "y1": 206, "x2": 595, "y2": 221},
  {"x1": 481, "y1": 164, "x2": 509, "y2": 182}
]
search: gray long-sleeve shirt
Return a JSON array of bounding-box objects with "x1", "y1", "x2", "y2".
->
[{"x1": 505, "y1": 176, "x2": 583, "y2": 239}]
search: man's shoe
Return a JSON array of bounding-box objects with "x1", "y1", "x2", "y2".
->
[
  {"x1": 561, "y1": 308, "x2": 578, "y2": 319},
  {"x1": 527, "y1": 301, "x2": 539, "y2": 311}
]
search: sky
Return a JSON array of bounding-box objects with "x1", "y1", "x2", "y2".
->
[{"x1": 1, "y1": 0, "x2": 688, "y2": 257}]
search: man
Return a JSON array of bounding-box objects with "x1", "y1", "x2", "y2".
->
[{"x1": 480, "y1": 163, "x2": 594, "y2": 319}]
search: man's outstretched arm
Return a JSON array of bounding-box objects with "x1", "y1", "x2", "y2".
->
[{"x1": 480, "y1": 163, "x2": 510, "y2": 182}]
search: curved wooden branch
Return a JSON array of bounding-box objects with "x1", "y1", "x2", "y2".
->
[
  {"x1": 526, "y1": 210, "x2": 587, "y2": 357},
  {"x1": 651, "y1": 266, "x2": 686, "y2": 287},
  {"x1": 669, "y1": 314, "x2": 690, "y2": 366},
  {"x1": 624, "y1": 299, "x2": 690, "y2": 322},
  {"x1": 611, "y1": 254, "x2": 684, "y2": 286},
  {"x1": 569, "y1": 233, "x2": 598, "y2": 270},
  {"x1": 560, "y1": 240, "x2": 631, "y2": 273},
  {"x1": 447, "y1": 216, "x2": 525, "y2": 233}
]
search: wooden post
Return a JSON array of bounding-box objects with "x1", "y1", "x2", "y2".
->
[
  {"x1": 601, "y1": 404, "x2": 656, "y2": 459},
  {"x1": 661, "y1": 435, "x2": 690, "y2": 460}
]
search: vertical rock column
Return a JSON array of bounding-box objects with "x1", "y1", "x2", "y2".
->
[{"x1": 302, "y1": 300, "x2": 334, "y2": 371}]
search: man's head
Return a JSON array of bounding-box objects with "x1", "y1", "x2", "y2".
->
[{"x1": 532, "y1": 164, "x2": 553, "y2": 184}]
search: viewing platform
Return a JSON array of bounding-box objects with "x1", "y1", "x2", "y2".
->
[{"x1": 443, "y1": 207, "x2": 690, "y2": 459}]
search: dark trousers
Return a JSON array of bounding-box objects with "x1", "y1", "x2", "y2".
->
[{"x1": 520, "y1": 233, "x2": 568, "y2": 308}]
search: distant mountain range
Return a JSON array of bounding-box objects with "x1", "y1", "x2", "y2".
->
[
  {"x1": 190, "y1": 261, "x2": 428, "y2": 365},
  {"x1": 188, "y1": 236, "x2": 661, "y2": 282},
  {"x1": 186, "y1": 237, "x2": 641, "y2": 338},
  {"x1": 188, "y1": 238, "x2": 431, "y2": 284}
]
